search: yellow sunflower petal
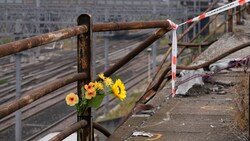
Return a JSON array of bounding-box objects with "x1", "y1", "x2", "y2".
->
[{"x1": 112, "y1": 79, "x2": 126, "y2": 101}]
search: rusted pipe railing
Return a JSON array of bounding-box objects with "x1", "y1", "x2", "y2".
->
[
  {"x1": 0, "y1": 25, "x2": 88, "y2": 58},
  {"x1": 100, "y1": 27, "x2": 172, "y2": 79},
  {"x1": 180, "y1": 6, "x2": 245, "y2": 55},
  {"x1": 148, "y1": 41, "x2": 250, "y2": 97},
  {"x1": 49, "y1": 120, "x2": 87, "y2": 141},
  {"x1": 93, "y1": 122, "x2": 111, "y2": 137},
  {"x1": 190, "y1": 14, "x2": 219, "y2": 43},
  {"x1": 0, "y1": 72, "x2": 87, "y2": 119},
  {"x1": 177, "y1": 41, "x2": 250, "y2": 70},
  {"x1": 93, "y1": 20, "x2": 170, "y2": 32},
  {"x1": 203, "y1": 6, "x2": 246, "y2": 42},
  {"x1": 203, "y1": 22, "x2": 226, "y2": 42},
  {"x1": 49, "y1": 121, "x2": 110, "y2": 141}
]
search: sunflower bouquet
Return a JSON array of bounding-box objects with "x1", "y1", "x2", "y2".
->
[{"x1": 65, "y1": 74, "x2": 126, "y2": 116}]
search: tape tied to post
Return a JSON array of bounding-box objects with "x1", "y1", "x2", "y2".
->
[{"x1": 168, "y1": 0, "x2": 249, "y2": 97}]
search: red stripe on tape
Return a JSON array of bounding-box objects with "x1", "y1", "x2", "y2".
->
[
  {"x1": 198, "y1": 13, "x2": 206, "y2": 20},
  {"x1": 172, "y1": 89, "x2": 175, "y2": 96},
  {"x1": 171, "y1": 25, "x2": 177, "y2": 29},
  {"x1": 186, "y1": 18, "x2": 193, "y2": 23},
  {"x1": 172, "y1": 72, "x2": 176, "y2": 80},
  {"x1": 239, "y1": 0, "x2": 246, "y2": 5},
  {"x1": 172, "y1": 56, "x2": 177, "y2": 64}
]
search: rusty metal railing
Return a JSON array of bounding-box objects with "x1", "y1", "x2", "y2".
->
[
  {"x1": 0, "y1": 73, "x2": 87, "y2": 119},
  {"x1": 0, "y1": 1, "x2": 249, "y2": 140},
  {"x1": 0, "y1": 15, "x2": 172, "y2": 141},
  {"x1": 0, "y1": 26, "x2": 88, "y2": 58}
]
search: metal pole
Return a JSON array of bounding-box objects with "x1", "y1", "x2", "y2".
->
[
  {"x1": 92, "y1": 0, "x2": 97, "y2": 80},
  {"x1": 147, "y1": 48, "x2": 152, "y2": 82},
  {"x1": 152, "y1": 42, "x2": 157, "y2": 72},
  {"x1": 104, "y1": 7, "x2": 110, "y2": 115},
  {"x1": 77, "y1": 14, "x2": 93, "y2": 141},
  {"x1": 104, "y1": 36, "x2": 109, "y2": 115},
  {"x1": 36, "y1": 0, "x2": 40, "y2": 34},
  {"x1": 104, "y1": 38, "x2": 109, "y2": 71},
  {"x1": 193, "y1": 0, "x2": 197, "y2": 38},
  {"x1": 236, "y1": 6, "x2": 241, "y2": 25},
  {"x1": 15, "y1": 53, "x2": 22, "y2": 141},
  {"x1": 228, "y1": 0, "x2": 233, "y2": 32},
  {"x1": 93, "y1": 34, "x2": 97, "y2": 79},
  {"x1": 198, "y1": 0, "x2": 201, "y2": 32}
]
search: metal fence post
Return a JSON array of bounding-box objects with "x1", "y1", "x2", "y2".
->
[
  {"x1": 77, "y1": 14, "x2": 93, "y2": 141},
  {"x1": 236, "y1": 5, "x2": 242, "y2": 25},
  {"x1": 228, "y1": 0, "x2": 233, "y2": 32},
  {"x1": 15, "y1": 53, "x2": 22, "y2": 141}
]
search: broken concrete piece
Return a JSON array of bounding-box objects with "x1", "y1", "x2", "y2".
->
[
  {"x1": 216, "y1": 91, "x2": 227, "y2": 95},
  {"x1": 176, "y1": 61, "x2": 205, "y2": 95}
]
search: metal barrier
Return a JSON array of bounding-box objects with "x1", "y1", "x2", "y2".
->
[
  {"x1": 0, "y1": 14, "x2": 172, "y2": 141},
  {"x1": 0, "y1": 0, "x2": 249, "y2": 140}
]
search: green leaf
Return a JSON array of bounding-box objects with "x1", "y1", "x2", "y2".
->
[
  {"x1": 82, "y1": 98, "x2": 87, "y2": 105},
  {"x1": 81, "y1": 87, "x2": 85, "y2": 95},
  {"x1": 87, "y1": 94, "x2": 105, "y2": 108}
]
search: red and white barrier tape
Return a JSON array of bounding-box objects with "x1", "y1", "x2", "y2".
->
[{"x1": 169, "y1": 0, "x2": 249, "y2": 97}]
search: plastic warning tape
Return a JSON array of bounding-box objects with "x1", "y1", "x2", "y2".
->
[{"x1": 169, "y1": 0, "x2": 249, "y2": 97}]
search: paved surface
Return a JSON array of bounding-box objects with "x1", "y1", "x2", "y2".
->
[{"x1": 107, "y1": 72, "x2": 248, "y2": 141}]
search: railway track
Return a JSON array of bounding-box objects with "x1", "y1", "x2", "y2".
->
[
  {"x1": 0, "y1": 30, "x2": 150, "y2": 105},
  {"x1": 0, "y1": 30, "x2": 155, "y2": 140},
  {"x1": 25, "y1": 66, "x2": 149, "y2": 141}
]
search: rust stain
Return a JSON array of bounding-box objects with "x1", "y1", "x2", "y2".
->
[
  {"x1": 200, "y1": 106, "x2": 234, "y2": 110},
  {"x1": 146, "y1": 133, "x2": 162, "y2": 140}
]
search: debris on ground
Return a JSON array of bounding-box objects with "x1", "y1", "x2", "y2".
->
[{"x1": 132, "y1": 131, "x2": 154, "y2": 138}]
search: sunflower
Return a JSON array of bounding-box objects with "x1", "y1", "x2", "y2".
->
[
  {"x1": 85, "y1": 90, "x2": 97, "y2": 100},
  {"x1": 112, "y1": 79, "x2": 126, "y2": 101},
  {"x1": 65, "y1": 93, "x2": 79, "y2": 106},
  {"x1": 94, "y1": 81, "x2": 104, "y2": 90},
  {"x1": 84, "y1": 82, "x2": 95, "y2": 92}
]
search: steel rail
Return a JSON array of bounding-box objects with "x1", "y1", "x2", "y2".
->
[
  {"x1": 0, "y1": 20, "x2": 171, "y2": 58},
  {"x1": 177, "y1": 41, "x2": 250, "y2": 70},
  {"x1": 203, "y1": 6, "x2": 247, "y2": 42},
  {"x1": 93, "y1": 20, "x2": 170, "y2": 32},
  {"x1": 49, "y1": 120, "x2": 87, "y2": 141},
  {"x1": 143, "y1": 41, "x2": 250, "y2": 103},
  {"x1": 48, "y1": 121, "x2": 111, "y2": 141},
  {"x1": 203, "y1": 22, "x2": 226, "y2": 42},
  {"x1": 98, "y1": 27, "x2": 172, "y2": 80},
  {"x1": 190, "y1": 14, "x2": 219, "y2": 43},
  {"x1": 0, "y1": 72, "x2": 87, "y2": 119},
  {"x1": 0, "y1": 25, "x2": 88, "y2": 58},
  {"x1": 93, "y1": 122, "x2": 111, "y2": 137}
]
